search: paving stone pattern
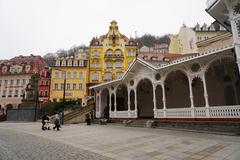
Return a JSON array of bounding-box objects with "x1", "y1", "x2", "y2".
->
[
  {"x1": 0, "y1": 123, "x2": 240, "y2": 160},
  {"x1": 0, "y1": 129, "x2": 113, "y2": 160}
]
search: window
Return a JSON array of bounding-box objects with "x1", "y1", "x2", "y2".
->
[
  {"x1": 2, "y1": 90, "x2": 6, "y2": 98},
  {"x1": 92, "y1": 73, "x2": 99, "y2": 81},
  {"x1": 0, "y1": 80, "x2": 2, "y2": 86},
  {"x1": 73, "y1": 72, "x2": 77, "y2": 78},
  {"x1": 79, "y1": 60, "x2": 84, "y2": 67},
  {"x1": 128, "y1": 50, "x2": 136, "y2": 56},
  {"x1": 73, "y1": 83, "x2": 76, "y2": 90},
  {"x1": 67, "y1": 83, "x2": 70, "y2": 90},
  {"x1": 54, "y1": 83, "x2": 58, "y2": 90},
  {"x1": 55, "y1": 71, "x2": 59, "y2": 78},
  {"x1": 92, "y1": 61, "x2": 100, "y2": 68},
  {"x1": 79, "y1": 84, "x2": 83, "y2": 90},
  {"x1": 79, "y1": 72, "x2": 83, "y2": 79},
  {"x1": 22, "y1": 79, "x2": 26, "y2": 85},
  {"x1": 21, "y1": 90, "x2": 24, "y2": 97},
  {"x1": 10, "y1": 80, "x2": 14, "y2": 86},
  {"x1": 61, "y1": 71, "x2": 66, "y2": 78},
  {"x1": 61, "y1": 83, "x2": 64, "y2": 89},
  {"x1": 14, "y1": 90, "x2": 18, "y2": 97},
  {"x1": 40, "y1": 91, "x2": 43, "y2": 97},
  {"x1": 16, "y1": 79, "x2": 20, "y2": 85},
  {"x1": 92, "y1": 50, "x2": 100, "y2": 57},
  {"x1": 67, "y1": 72, "x2": 71, "y2": 78},
  {"x1": 45, "y1": 91, "x2": 48, "y2": 97},
  {"x1": 115, "y1": 50, "x2": 122, "y2": 56},
  {"x1": 104, "y1": 73, "x2": 112, "y2": 81},
  {"x1": 46, "y1": 81, "x2": 49, "y2": 86},
  {"x1": 115, "y1": 61, "x2": 123, "y2": 68},
  {"x1": 106, "y1": 50, "x2": 113, "y2": 56},
  {"x1": 4, "y1": 80, "x2": 8, "y2": 86},
  {"x1": 8, "y1": 90, "x2": 12, "y2": 97},
  {"x1": 106, "y1": 61, "x2": 113, "y2": 68},
  {"x1": 116, "y1": 73, "x2": 123, "y2": 79},
  {"x1": 73, "y1": 60, "x2": 78, "y2": 66}
]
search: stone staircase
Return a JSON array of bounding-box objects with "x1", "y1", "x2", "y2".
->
[{"x1": 64, "y1": 100, "x2": 95, "y2": 124}]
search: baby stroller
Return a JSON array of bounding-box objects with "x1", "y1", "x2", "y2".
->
[{"x1": 43, "y1": 120, "x2": 51, "y2": 130}]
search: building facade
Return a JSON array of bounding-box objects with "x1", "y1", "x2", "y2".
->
[
  {"x1": 169, "y1": 23, "x2": 227, "y2": 54},
  {"x1": 50, "y1": 51, "x2": 89, "y2": 106},
  {"x1": 38, "y1": 68, "x2": 51, "y2": 105},
  {"x1": 90, "y1": 28, "x2": 240, "y2": 121},
  {"x1": 89, "y1": 20, "x2": 138, "y2": 85},
  {"x1": 0, "y1": 55, "x2": 47, "y2": 110}
]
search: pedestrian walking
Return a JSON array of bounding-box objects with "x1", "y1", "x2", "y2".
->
[{"x1": 53, "y1": 113, "x2": 61, "y2": 131}]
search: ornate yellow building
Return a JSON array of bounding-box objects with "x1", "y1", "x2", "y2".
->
[
  {"x1": 89, "y1": 20, "x2": 138, "y2": 85},
  {"x1": 49, "y1": 50, "x2": 89, "y2": 106}
]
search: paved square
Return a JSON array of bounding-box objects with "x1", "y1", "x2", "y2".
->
[{"x1": 0, "y1": 122, "x2": 240, "y2": 160}]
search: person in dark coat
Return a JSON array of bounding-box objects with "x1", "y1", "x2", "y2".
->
[
  {"x1": 85, "y1": 114, "x2": 91, "y2": 125},
  {"x1": 53, "y1": 113, "x2": 61, "y2": 131},
  {"x1": 41, "y1": 114, "x2": 49, "y2": 130}
]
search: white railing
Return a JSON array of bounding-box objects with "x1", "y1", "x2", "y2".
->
[
  {"x1": 129, "y1": 111, "x2": 137, "y2": 118},
  {"x1": 210, "y1": 105, "x2": 240, "y2": 118},
  {"x1": 166, "y1": 108, "x2": 192, "y2": 118},
  {"x1": 110, "y1": 111, "x2": 128, "y2": 118},
  {"x1": 105, "y1": 105, "x2": 240, "y2": 119},
  {"x1": 195, "y1": 107, "x2": 206, "y2": 118},
  {"x1": 155, "y1": 109, "x2": 164, "y2": 118}
]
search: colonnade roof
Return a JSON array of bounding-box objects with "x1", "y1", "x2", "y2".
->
[{"x1": 89, "y1": 44, "x2": 234, "y2": 90}]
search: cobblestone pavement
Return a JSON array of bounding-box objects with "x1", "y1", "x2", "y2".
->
[
  {"x1": 0, "y1": 122, "x2": 240, "y2": 160},
  {"x1": 0, "y1": 128, "x2": 113, "y2": 160}
]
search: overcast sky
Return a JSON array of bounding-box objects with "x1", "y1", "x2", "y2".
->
[{"x1": 0, "y1": 0, "x2": 213, "y2": 59}]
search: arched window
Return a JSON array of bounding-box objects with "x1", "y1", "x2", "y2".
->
[
  {"x1": 115, "y1": 50, "x2": 122, "y2": 56},
  {"x1": 106, "y1": 50, "x2": 113, "y2": 56}
]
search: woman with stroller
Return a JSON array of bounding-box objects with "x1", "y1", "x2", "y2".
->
[{"x1": 41, "y1": 114, "x2": 50, "y2": 130}]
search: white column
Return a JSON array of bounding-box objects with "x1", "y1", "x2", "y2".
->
[
  {"x1": 188, "y1": 76, "x2": 195, "y2": 118},
  {"x1": 152, "y1": 84, "x2": 157, "y2": 118},
  {"x1": 114, "y1": 91, "x2": 117, "y2": 115},
  {"x1": 98, "y1": 93, "x2": 102, "y2": 118},
  {"x1": 161, "y1": 82, "x2": 167, "y2": 118},
  {"x1": 127, "y1": 88, "x2": 131, "y2": 118},
  {"x1": 109, "y1": 92, "x2": 112, "y2": 117},
  {"x1": 202, "y1": 74, "x2": 210, "y2": 118},
  {"x1": 134, "y1": 88, "x2": 138, "y2": 118}
]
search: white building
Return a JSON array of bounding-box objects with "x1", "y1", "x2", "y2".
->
[{"x1": 89, "y1": 1, "x2": 240, "y2": 121}]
